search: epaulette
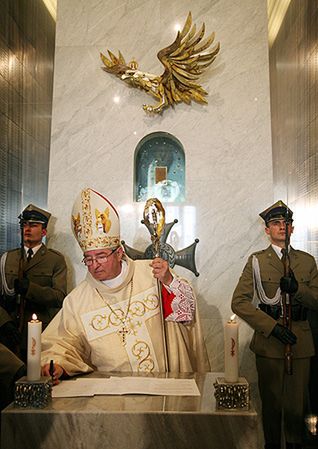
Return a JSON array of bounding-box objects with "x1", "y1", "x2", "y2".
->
[
  {"x1": 6, "y1": 248, "x2": 19, "y2": 255},
  {"x1": 251, "y1": 249, "x2": 266, "y2": 256},
  {"x1": 6, "y1": 249, "x2": 14, "y2": 254},
  {"x1": 292, "y1": 248, "x2": 313, "y2": 258},
  {"x1": 48, "y1": 248, "x2": 64, "y2": 257}
]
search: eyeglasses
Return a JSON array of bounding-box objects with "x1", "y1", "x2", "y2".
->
[{"x1": 82, "y1": 247, "x2": 118, "y2": 266}]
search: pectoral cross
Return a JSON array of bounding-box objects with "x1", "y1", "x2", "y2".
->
[{"x1": 117, "y1": 325, "x2": 130, "y2": 346}]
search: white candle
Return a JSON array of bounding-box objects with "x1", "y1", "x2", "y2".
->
[
  {"x1": 224, "y1": 314, "x2": 239, "y2": 383},
  {"x1": 27, "y1": 313, "x2": 42, "y2": 381}
]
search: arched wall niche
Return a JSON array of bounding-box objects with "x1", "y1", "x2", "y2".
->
[{"x1": 134, "y1": 131, "x2": 185, "y2": 203}]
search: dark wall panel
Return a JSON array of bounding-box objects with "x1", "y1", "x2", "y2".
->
[
  {"x1": 0, "y1": 0, "x2": 55, "y2": 252},
  {"x1": 269, "y1": 0, "x2": 318, "y2": 260}
]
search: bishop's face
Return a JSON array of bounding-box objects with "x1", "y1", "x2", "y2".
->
[
  {"x1": 83, "y1": 247, "x2": 123, "y2": 281},
  {"x1": 265, "y1": 219, "x2": 294, "y2": 248}
]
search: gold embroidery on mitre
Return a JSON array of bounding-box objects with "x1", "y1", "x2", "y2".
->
[
  {"x1": 82, "y1": 188, "x2": 93, "y2": 240},
  {"x1": 132, "y1": 340, "x2": 155, "y2": 373},
  {"x1": 72, "y1": 212, "x2": 82, "y2": 238},
  {"x1": 95, "y1": 207, "x2": 112, "y2": 234},
  {"x1": 80, "y1": 236, "x2": 120, "y2": 252}
]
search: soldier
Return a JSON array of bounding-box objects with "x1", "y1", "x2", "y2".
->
[
  {"x1": 232, "y1": 200, "x2": 318, "y2": 449},
  {"x1": 0, "y1": 204, "x2": 67, "y2": 361}
]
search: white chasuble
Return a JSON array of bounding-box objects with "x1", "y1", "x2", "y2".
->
[
  {"x1": 81, "y1": 287, "x2": 160, "y2": 372},
  {"x1": 41, "y1": 256, "x2": 210, "y2": 375}
]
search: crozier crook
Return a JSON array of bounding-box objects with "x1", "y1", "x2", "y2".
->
[{"x1": 143, "y1": 198, "x2": 169, "y2": 372}]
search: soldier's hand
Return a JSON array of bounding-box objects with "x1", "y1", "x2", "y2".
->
[
  {"x1": 0, "y1": 321, "x2": 21, "y2": 348},
  {"x1": 280, "y1": 270, "x2": 298, "y2": 295},
  {"x1": 14, "y1": 277, "x2": 30, "y2": 295},
  {"x1": 271, "y1": 323, "x2": 297, "y2": 345}
]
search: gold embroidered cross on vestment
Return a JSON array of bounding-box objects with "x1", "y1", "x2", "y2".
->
[{"x1": 95, "y1": 280, "x2": 133, "y2": 346}]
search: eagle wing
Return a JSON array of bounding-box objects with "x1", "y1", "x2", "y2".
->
[
  {"x1": 157, "y1": 12, "x2": 220, "y2": 106},
  {"x1": 100, "y1": 50, "x2": 131, "y2": 76}
]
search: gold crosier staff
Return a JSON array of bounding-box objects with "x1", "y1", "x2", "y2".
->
[{"x1": 143, "y1": 198, "x2": 169, "y2": 373}]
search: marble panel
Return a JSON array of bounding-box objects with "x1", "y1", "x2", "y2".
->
[
  {"x1": 48, "y1": 0, "x2": 273, "y2": 384},
  {"x1": 1, "y1": 373, "x2": 260, "y2": 449}
]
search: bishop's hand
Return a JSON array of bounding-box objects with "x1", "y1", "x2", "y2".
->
[
  {"x1": 150, "y1": 258, "x2": 173, "y2": 286},
  {"x1": 41, "y1": 363, "x2": 64, "y2": 385}
]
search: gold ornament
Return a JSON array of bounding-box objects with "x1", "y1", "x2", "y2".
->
[
  {"x1": 100, "y1": 12, "x2": 220, "y2": 114},
  {"x1": 143, "y1": 198, "x2": 165, "y2": 251}
]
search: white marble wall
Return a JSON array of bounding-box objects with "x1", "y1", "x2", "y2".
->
[{"x1": 48, "y1": 0, "x2": 273, "y2": 379}]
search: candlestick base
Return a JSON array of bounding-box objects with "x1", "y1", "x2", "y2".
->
[
  {"x1": 213, "y1": 377, "x2": 249, "y2": 410},
  {"x1": 14, "y1": 376, "x2": 52, "y2": 408}
]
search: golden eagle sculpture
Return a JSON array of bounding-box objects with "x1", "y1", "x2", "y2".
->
[{"x1": 100, "y1": 12, "x2": 220, "y2": 114}]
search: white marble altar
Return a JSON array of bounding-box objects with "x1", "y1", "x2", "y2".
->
[
  {"x1": 1, "y1": 372, "x2": 259, "y2": 449},
  {"x1": 47, "y1": 0, "x2": 273, "y2": 382}
]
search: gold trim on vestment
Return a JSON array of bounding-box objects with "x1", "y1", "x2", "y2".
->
[
  {"x1": 89, "y1": 292, "x2": 159, "y2": 372},
  {"x1": 89, "y1": 294, "x2": 159, "y2": 331},
  {"x1": 132, "y1": 340, "x2": 155, "y2": 373}
]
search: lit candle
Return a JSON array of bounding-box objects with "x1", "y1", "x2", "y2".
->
[
  {"x1": 224, "y1": 314, "x2": 239, "y2": 383},
  {"x1": 27, "y1": 313, "x2": 42, "y2": 381}
]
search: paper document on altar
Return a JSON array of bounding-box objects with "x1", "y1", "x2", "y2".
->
[
  {"x1": 52, "y1": 377, "x2": 200, "y2": 398},
  {"x1": 52, "y1": 379, "x2": 95, "y2": 397}
]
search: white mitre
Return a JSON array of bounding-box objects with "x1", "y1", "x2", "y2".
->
[{"x1": 71, "y1": 188, "x2": 120, "y2": 251}]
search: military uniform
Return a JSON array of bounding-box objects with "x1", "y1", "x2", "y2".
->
[
  {"x1": 0, "y1": 244, "x2": 67, "y2": 358},
  {"x1": 1, "y1": 245, "x2": 67, "y2": 321},
  {"x1": 0, "y1": 305, "x2": 11, "y2": 328},
  {"x1": 0, "y1": 306, "x2": 25, "y2": 410},
  {"x1": 232, "y1": 201, "x2": 318, "y2": 449},
  {"x1": 0, "y1": 342, "x2": 25, "y2": 410},
  {"x1": 0, "y1": 204, "x2": 67, "y2": 361}
]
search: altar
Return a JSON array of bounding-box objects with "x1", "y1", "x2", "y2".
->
[{"x1": 1, "y1": 372, "x2": 259, "y2": 449}]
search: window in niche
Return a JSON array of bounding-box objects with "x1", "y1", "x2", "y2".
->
[{"x1": 134, "y1": 132, "x2": 185, "y2": 203}]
